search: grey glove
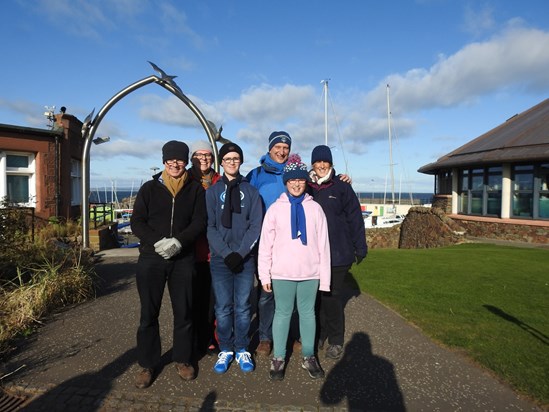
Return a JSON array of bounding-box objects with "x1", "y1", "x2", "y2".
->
[{"x1": 154, "y1": 237, "x2": 182, "y2": 259}]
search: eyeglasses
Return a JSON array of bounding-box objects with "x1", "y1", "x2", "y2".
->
[
  {"x1": 165, "y1": 159, "x2": 186, "y2": 166},
  {"x1": 193, "y1": 153, "x2": 213, "y2": 160},
  {"x1": 222, "y1": 157, "x2": 241, "y2": 164},
  {"x1": 288, "y1": 179, "x2": 307, "y2": 185}
]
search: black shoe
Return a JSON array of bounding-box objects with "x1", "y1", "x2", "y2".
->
[
  {"x1": 301, "y1": 355, "x2": 325, "y2": 379},
  {"x1": 325, "y1": 344, "x2": 343, "y2": 359},
  {"x1": 135, "y1": 367, "x2": 154, "y2": 388},
  {"x1": 269, "y1": 357, "x2": 285, "y2": 381},
  {"x1": 318, "y1": 338, "x2": 326, "y2": 350}
]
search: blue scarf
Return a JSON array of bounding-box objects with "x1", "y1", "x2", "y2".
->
[
  {"x1": 260, "y1": 153, "x2": 286, "y2": 174},
  {"x1": 287, "y1": 192, "x2": 307, "y2": 245}
]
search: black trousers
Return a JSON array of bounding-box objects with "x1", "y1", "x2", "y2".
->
[
  {"x1": 193, "y1": 261, "x2": 216, "y2": 352},
  {"x1": 319, "y1": 264, "x2": 351, "y2": 346},
  {"x1": 136, "y1": 253, "x2": 194, "y2": 368}
]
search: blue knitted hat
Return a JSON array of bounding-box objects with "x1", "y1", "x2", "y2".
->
[
  {"x1": 311, "y1": 145, "x2": 333, "y2": 165},
  {"x1": 283, "y1": 154, "x2": 308, "y2": 184},
  {"x1": 268, "y1": 131, "x2": 292, "y2": 151}
]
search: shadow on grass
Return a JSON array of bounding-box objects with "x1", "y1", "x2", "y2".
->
[{"x1": 483, "y1": 304, "x2": 549, "y2": 346}]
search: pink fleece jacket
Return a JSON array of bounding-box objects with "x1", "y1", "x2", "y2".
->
[{"x1": 258, "y1": 192, "x2": 331, "y2": 292}]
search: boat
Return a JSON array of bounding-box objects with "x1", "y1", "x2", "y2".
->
[{"x1": 364, "y1": 213, "x2": 405, "y2": 229}]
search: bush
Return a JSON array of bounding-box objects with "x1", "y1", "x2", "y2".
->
[{"x1": 0, "y1": 209, "x2": 96, "y2": 358}]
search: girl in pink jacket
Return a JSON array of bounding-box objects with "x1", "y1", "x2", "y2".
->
[{"x1": 258, "y1": 154, "x2": 331, "y2": 381}]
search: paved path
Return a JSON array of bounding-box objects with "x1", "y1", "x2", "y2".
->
[{"x1": 1, "y1": 248, "x2": 543, "y2": 411}]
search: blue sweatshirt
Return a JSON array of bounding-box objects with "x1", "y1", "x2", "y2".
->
[{"x1": 206, "y1": 176, "x2": 263, "y2": 259}]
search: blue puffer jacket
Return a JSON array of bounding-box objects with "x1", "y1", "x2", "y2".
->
[
  {"x1": 246, "y1": 153, "x2": 286, "y2": 214},
  {"x1": 308, "y1": 169, "x2": 368, "y2": 267}
]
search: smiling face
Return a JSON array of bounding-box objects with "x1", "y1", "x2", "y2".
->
[
  {"x1": 221, "y1": 151, "x2": 241, "y2": 180},
  {"x1": 286, "y1": 178, "x2": 307, "y2": 197},
  {"x1": 191, "y1": 150, "x2": 213, "y2": 173},
  {"x1": 312, "y1": 160, "x2": 331, "y2": 179},
  {"x1": 164, "y1": 159, "x2": 187, "y2": 178},
  {"x1": 269, "y1": 143, "x2": 290, "y2": 164}
]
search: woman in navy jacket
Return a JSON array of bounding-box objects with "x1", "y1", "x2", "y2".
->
[{"x1": 307, "y1": 145, "x2": 368, "y2": 360}]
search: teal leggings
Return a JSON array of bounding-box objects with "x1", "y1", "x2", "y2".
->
[{"x1": 272, "y1": 279, "x2": 319, "y2": 358}]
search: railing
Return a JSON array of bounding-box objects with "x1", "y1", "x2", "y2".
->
[{"x1": 89, "y1": 203, "x2": 115, "y2": 229}]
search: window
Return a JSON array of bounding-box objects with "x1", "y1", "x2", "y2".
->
[
  {"x1": 458, "y1": 166, "x2": 502, "y2": 216},
  {"x1": 71, "y1": 159, "x2": 82, "y2": 206},
  {"x1": 535, "y1": 163, "x2": 549, "y2": 219},
  {"x1": 512, "y1": 165, "x2": 534, "y2": 218},
  {"x1": 0, "y1": 152, "x2": 36, "y2": 206}
]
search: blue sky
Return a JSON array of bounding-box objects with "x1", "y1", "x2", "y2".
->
[{"x1": 1, "y1": 0, "x2": 549, "y2": 194}]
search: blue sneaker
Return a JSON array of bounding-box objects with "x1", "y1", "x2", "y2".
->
[
  {"x1": 235, "y1": 349, "x2": 254, "y2": 372},
  {"x1": 213, "y1": 351, "x2": 234, "y2": 374}
]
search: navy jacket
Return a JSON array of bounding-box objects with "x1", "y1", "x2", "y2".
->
[{"x1": 308, "y1": 169, "x2": 368, "y2": 266}]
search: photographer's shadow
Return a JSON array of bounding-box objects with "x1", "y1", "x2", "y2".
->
[{"x1": 320, "y1": 332, "x2": 405, "y2": 411}]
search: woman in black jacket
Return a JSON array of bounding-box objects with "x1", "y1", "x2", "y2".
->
[{"x1": 307, "y1": 145, "x2": 368, "y2": 360}]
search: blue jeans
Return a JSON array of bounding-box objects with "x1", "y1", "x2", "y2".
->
[
  {"x1": 272, "y1": 279, "x2": 319, "y2": 358},
  {"x1": 258, "y1": 287, "x2": 275, "y2": 341},
  {"x1": 210, "y1": 255, "x2": 255, "y2": 352}
]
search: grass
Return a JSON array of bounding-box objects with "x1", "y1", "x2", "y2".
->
[
  {"x1": 351, "y1": 243, "x2": 549, "y2": 407},
  {"x1": 0, "y1": 220, "x2": 96, "y2": 359}
]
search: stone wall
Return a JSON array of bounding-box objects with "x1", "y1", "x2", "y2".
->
[
  {"x1": 455, "y1": 219, "x2": 549, "y2": 244},
  {"x1": 365, "y1": 206, "x2": 549, "y2": 249},
  {"x1": 366, "y1": 225, "x2": 401, "y2": 249},
  {"x1": 398, "y1": 207, "x2": 466, "y2": 249}
]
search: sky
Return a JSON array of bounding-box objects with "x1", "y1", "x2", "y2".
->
[{"x1": 1, "y1": 0, "x2": 549, "y2": 195}]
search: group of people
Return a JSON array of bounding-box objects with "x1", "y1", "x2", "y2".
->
[{"x1": 130, "y1": 131, "x2": 367, "y2": 388}]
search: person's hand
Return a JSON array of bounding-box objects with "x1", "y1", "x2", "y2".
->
[
  {"x1": 154, "y1": 237, "x2": 170, "y2": 255},
  {"x1": 224, "y1": 252, "x2": 244, "y2": 273},
  {"x1": 262, "y1": 283, "x2": 272, "y2": 293},
  {"x1": 155, "y1": 237, "x2": 182, "y2": 259},
  {"x1": 355, "y1": 254, "x2": 365, "y2": 265},
  {"x1": 338, "y1": 174, "x2": 352, "y2": 184}
]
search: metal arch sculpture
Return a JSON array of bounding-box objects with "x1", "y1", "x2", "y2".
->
[{"x1": 81, "y1": 62, "x2": 221, "y2": 249}]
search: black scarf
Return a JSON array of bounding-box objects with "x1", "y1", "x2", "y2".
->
[{"x1": 222, "y1": 174, "x2": 242, "y2": 228}]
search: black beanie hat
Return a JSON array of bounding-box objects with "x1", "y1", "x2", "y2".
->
[
  {"x1": 162, "y1": 140, "x2": 189, "y2": 163},
  {"x1": 219, "y1": 142, "x2": 244, "y2": 164},
  {"x1": 311, "y1": 145, "x2": 333, "y2": 165}
]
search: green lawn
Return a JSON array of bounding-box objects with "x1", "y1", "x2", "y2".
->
[{"x1": 351, "y1": 243, "x2": 549, "y2": 407}]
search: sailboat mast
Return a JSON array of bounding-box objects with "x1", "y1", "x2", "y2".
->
[
  {"x1": 386, "y1": 84, "x2": 395, "y2": 205},
  {"x1": 321, "y1": 79, "x2": 329, "y2": 146}
]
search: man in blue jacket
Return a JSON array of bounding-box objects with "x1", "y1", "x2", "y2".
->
[{"x1": 246, "y1": 131, "x2": 292, "y2": 356}]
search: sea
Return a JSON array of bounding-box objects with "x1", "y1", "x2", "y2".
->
[{"x1": 90, "y1": 188, "x2": 434, "y2": 206}]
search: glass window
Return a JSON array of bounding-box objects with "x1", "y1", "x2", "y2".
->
[
  {"x1": 7, "y1": 155, "x2": 29, "y2": 168},
  {"x1": 458, "y1": 166, "x2": 502, "y2": 216},
  {"x1": 2, "y1": 152, "x2": 35, "y2": 207},
  {"x1": 513, "y1": 193, "x2": 533, "y2": 217},
  {"x1": 7, "y1": 175, "x2": 29, "y2": 203},
  {"x1": 71, "y1": 159, "x2": 82, "y2": 206}
]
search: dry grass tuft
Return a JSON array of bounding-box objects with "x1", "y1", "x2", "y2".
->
[{"x1": 0, "y1": 221, "x2": 96, "y2": 358}]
